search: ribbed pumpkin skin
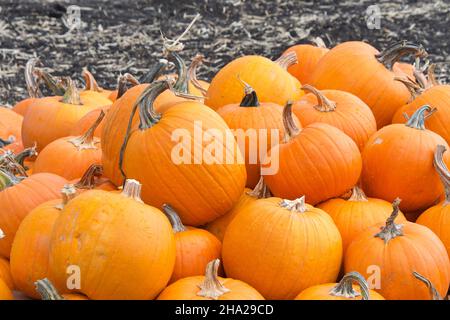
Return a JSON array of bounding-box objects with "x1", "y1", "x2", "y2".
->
[
  {"x1": 292, "y1": 90, "x2": 376, "y2": 150},
  {"x1": 295, "y1": 283, "x2": 385, "y2": 300},
  {"x1": 392, "y1": 85, "x2": 450, "y2": 145},
  {"x1": 101, "y1": 84, "x2": 149, "y2": 186},
  {"x1": 345, "y1": 222, "x2": 450, "y2": 300},
  {"x1": 318, "y1": 197, "x2": 407, "y2": 253},
  {"x1": 205, "y1": 188, "x2": 254, "y2": 242},
  {"x1": 48, "y1": 190, "x2": 176, "y2": 300},
  {"x1": 263, "y1": 123, "x2": 362, "y2": 205},
  {"x1": 308, "y1": 41, "x2": 411, "y2": 128},
  {"x1": 123, "y1": 102, "x2": 246, "y2": 226},
  {"x1": 22, "y1": 92, "x2": 111, "y2": 151},
  {"x1": 0, "y1": 258, "x2": 13, "y2": 289},
  {"x1": 0, "y1": 173, "x2": 67, "y2": 258},
  {"x1": 10, "y1": 199, "x2": 60, "y2": 299},
  {"x1": 217, "y1": 102, "x2": 297, "y2": 188},
  {"x1": 283, "y1": 44, "x2": 329, "y2": 84},
  {"x1": 205, "y1": 56, "x2": 303, "y2": 110},
  {"x1": 417, "y1": 202, "x2": 450, "y2": 258},
  {"x1": 0, "y1": 278, "x2": 13, "y2": 300},
  {"x1": 158, "y1": 276, "x2": 264, "y2": 300},
  {"x1": 361, "y1": 125, "x2": 450, "y2": 212},
  {"x1": 71, "y1": 107, "x2": 109, "y2": 138},
  {"x1": 222, "y1": 197, "x2": 342, "y2": 300},
  {"x1": 0, "y1": 107, "x2": 23, "y2": 143},
  {"x1": 12, "y1": 97, "x2": 35, "y2": 116}
]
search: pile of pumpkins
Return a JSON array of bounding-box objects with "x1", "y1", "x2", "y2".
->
[{"x1": 1, "y1": 37, "x2": 450, "y2": 301}]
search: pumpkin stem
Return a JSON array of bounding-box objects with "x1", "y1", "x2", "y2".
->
[
  {"x1": 55, "y1": 184, "x2": 77, "y2": 210},
  {"x1": 25, "y1": 58, "x2": 43, "y2": 98},
  {"x1": 247, "y1": 177, "x2": 272, "y2": 199},
  {"x1": 197, "y1": 259, "x2": 230, "y2": 300},
  {"x1": 0, "y1": 168, "x2": 21, "y2": 191},
  {"x1": 376, "y1": 41, "x2": 427, "y2": 71},
  {"x1": 34, "y1": 278, "x2": 65, "y2": 300},
  {"x1": 34, "y1": 69, "x2": 67, "y2": 96},
  {"x1": 68, "y1": 110, "x2": 105, "y2": 150},
  {"x1": 238, "y1": 76, "x2": 260, "y2": 107},
  {"x1": 279, "y1": 196, "x2": 307, "y2": 213},
  {"x1": 282, "y1": 101, "x2": 300, "y2": 141},
  {"x1": 14, "y1": 143, "x2": 38, "y2": 170},
  {"x1": 275, "y1": 51, "x2": 298, "y2": 70},
  {"x1": 161, "y1": 13, "x2": 200, "y2": 53},
  {"x1": 82, "y1": 68, "x2": 103, "y2": 92},
  {"x1": 0, "y1": 150, "x2": 28, "y2": 178},
  {"x1": 74, "y1": 164, "x2": 104, "y2": 190},
  {"x1": 138, "y1": 58, "x2": 169, "y2": 84},
  {"x1": 427, "y1": 64, "x2": 440, "y2": 86},
  {"x1": 0, "y1": 137, "x2": 14, "y2": 148},
  {"x1": 348, "y1": 186, "x2": 369, "y2": 202},
  {"x1": 394, "y1": 76, "x2": 424, "y2": 101},
  {"x1": 168, "y1": 51, "x2": 189, "y2": 93},
  {"x1": 329, "y1": 271, "x2": 370, "y2": 300},
  {"x1": 116, "y1": 73, "x2": 141, "y2": 99},
  {"x1": 162, "y1": 204, "x2": 187, "y2": 233},
  {"x1": 374, "y1": 198, "x2": 403, "y2": 243},
  {"x1": 60, "y1": 78, "x2": 82, "y2": 105},
  {"x1": 413, "y1": 271, "x2": 443, "y2": 300},
  {"x1": 311, "y1": 37, "x2": 327, "y2": 48},
  {"x1": 405, "y1": 105, "x2": 437, "y2": 130},
  {"x1": 121, "y1": 179, "x2": 143, "y2": 203},
  {"x1": 0, "y1": 228, "x2": 4, "y2": 239},
  {"x1": 434, "y1": 145, "x2": 450, "y2": 205},
  {"x1": 301, "y1": 85, "x2": 336, "y2": 112},
  {"x1": 188, "y1": 54, "x2": 208, "y2": 97}
]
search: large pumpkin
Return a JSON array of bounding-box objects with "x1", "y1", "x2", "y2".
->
[
  {"x1": 292, "y1": 85, "x2": 376, "y2": 150},
  {"x1": 158, "y1": 259, "x2": 264, "y2": 300},
  {"x1": 205, "y1": 53, "x2": 303, "y2": 110},
  {"x1": 48, "y1": 179, "x2": 176, "y2": 300},
  {"x1": 120, "y1": 81, "x2": 246, "y2": 226},
  {"x1": 361, "y1": 105, "x2": 450, "y2": 212},
  {"x1": 222, "y1": 196, "x2": 342, "y2": 299},
  {"x1": 309, "y1": 41, "x2": 427, "y2": 128},
  {"x1": 345, "y1": 199, "x2": 450, "y2": 300},
  {"x1": 263, "y1": 102, "x2": 362, "y2": 205}
]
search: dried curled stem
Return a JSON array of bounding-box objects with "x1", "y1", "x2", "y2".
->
[
  {"x1": 188, "y1": 54, "x2": 208, "y2": 97},
  {"x1": 374, "y1": 198, "x2": 403, "y2": 243}
]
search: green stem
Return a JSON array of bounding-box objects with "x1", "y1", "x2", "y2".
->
[
  {"x1": 34, "y1": 278, "x2": 65, "y2": 300},
  {"x1": 405, "y1": 105, "x2": 436, "y2": 130},
  {"x1": 169, "y1": 51, "x2": 189, "y2": 93}
]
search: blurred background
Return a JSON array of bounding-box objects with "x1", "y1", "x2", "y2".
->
[{"x1": 0, "y1": 0, "x2": 449, "y2": 105}]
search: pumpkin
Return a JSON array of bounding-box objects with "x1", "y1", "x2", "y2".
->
[
  {"x1": 71, "y1": 106, "x2": 109, "y2": 138},
  {"x1": 82, "y1": 69, "x2": 114, "y2": 101},
  {"x1": 309, "y1": 41, "x2": 427, "y2": 128},
  {"x1": 162, "y1": 204, "x2": 221, "y2": 283},
  {"x1": 0, "y1": 107, "x2": 23, "y2": 153},
  {"x1": 70, "y1": 164, "x2": 116, "y2": 193},
  {"x1": 48, "y1": 179, "x2": 176, "y2": 300},
  {"x1": 262, "y1": 102, "x2": 362, "y2": 205},
  {"x1": 205, "y1": 177, "x2": 272, "y2": 241},
  {"x1": 292, "y1": 85, "x2": 376, "y2": 150},
  {"x1": 10, "y1": 185, "x2": 76, "y2": 299},
  {"x1": 158, "y1": 259, "x2": 264, "y2": 300},
  {"x1": 318, "y1": 186, "x2": 407, "y2": 253},
  {"x1": 413, "y1": 271, "x2": 444, "y2": 300},
  {"x1": 35, "y1": 278, "x2": 88, "y2": 300},
  {"x1": 33, "y1": 111, "x2": 104, "y2": 180},
  {"x1": 0, "y1": 278, "x2": 13, "y2": 300},
  {"x1": 120, "y1": 81, "x2": 246, "y2": 226},
  {"x1": 345, "y1": 198, "x2": 450, "y2": 300},
  {"x1": 0, "y1": 257, "x2": 13, "y2": 289},
  {"x1": 295, "y1": 271, "x2": 385, "y2": 300},
  {"x1": 217, "y1": 81, "x2": 300, "y2": 187},
  {"x1": 0, "y1": 170, "x2": 67, "y2": 258},
  {"x1": 21, "y1": 78, "x2": 111, "y2": 151},
  {"x1": 222, "y1": 196, "x2": 342, "y2": 300},
  {"x1": 205, "y1": 53, "x2": 303, "y2": 110},
  {"x1": 361, "y1": 105, "x2": 450, "y2": 212},
  {"x1": 417, "y1": 145, "x2": 450, "y2": 257},
  {"x1": 282, "y1": 39, "x2": 329, "y2": 84}
]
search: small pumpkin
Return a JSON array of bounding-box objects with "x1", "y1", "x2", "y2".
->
[
  {"x1": 295, "y1": 271, "x2": 385, "y2": 300},
  {"x1": 345, "y1": 198, "x2": 450, "y2": 300},
  {"x1": 292, "y1": 85, "x2": 376, "y2": 150},
  {"x1": 158, "y1": 259, "x2": 264, "y2": 300},
  {"x1": 263, "y1": 102, "x2": 362, "y2": 205},
  {"x1": 222, "y1": 196, "x2": 342, "y2": 300},
  {"x1": 361, "y1": 105, "x2": 450, "y2": 212},
  {"x1": 0, "y1": 257, "x2": 13, "y2": 289},
  {"x1": 35, "y1": 278, "x2": 88, "y2": 300}
]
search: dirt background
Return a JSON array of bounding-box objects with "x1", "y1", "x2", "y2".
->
[{"x1": 0, "y1": 0, "x2": 449, "y2": 106}]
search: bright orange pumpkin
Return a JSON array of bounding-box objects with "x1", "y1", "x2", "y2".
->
[{"x1": 71, "y1": 106, "x2": 110, "y2": 138}]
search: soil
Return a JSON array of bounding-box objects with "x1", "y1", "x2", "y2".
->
[{"x1": 0, "y1": 0, "x2": 449, "y2": 106}]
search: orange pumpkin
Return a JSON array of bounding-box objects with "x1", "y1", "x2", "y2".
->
[
  {"x1": 205, "y1": 53, "x2": 303, "y2": 110},
  {"x1": 318, "y1": 186, "x2": 407, "y2": 254},
  {"x1": 35, "y1": 278, "x2": 88, "y2": 300},
  {"x1": 0, "y1": 107, "x2": 23, "y2": 153},
  {"x1": 263, "y1": 102, "x2": 362, "y2": 205},
  {"x1": 162, "y1": 204, "x2": 221, "y2": 283},
  {"x1": 121, "y1": 81, "x2": 246, "y2": 226},
  {"x1": 309, "y1": 41, "x2": 427, "y2": 128},
  {"x1": 70, "y1": 164, "x2": 116, "y2": 193},
  {"x1": 10, "y1": 185, "x2": 76, "y2": 299},
  {"x1": 71, "y1": 106, "x2": 110, "y2": 138},
  {"x1": 158, "y1": 259, "x2": 264, "y2": 300},
  {"x1": 0, "y1": 257, "x2": 13, "y2": 289},
  {"x1": 48, "y1": 179, "x2": 176, "y2": 300},
  {"x1": 0, "y1": 278, "x2": 13, "y2": 300},
  {"x1": 345, "y1": 198, "x2": 450, "y2": 300},
  {"x1": 217, "y1": 81, "x2": 300, "y2": 187},
  {"x1": 222, "y1": 196, "x2": 342, "y2": 300},
  {"x1": 292, "y1": 85, "x2": 376, "y2": 150},
  {"x1": 361, "y1": 105, "x2": 450, "y2": 212},
  {"x1": 295, "y1": 271, "x2": 385, "y2": 300}
]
